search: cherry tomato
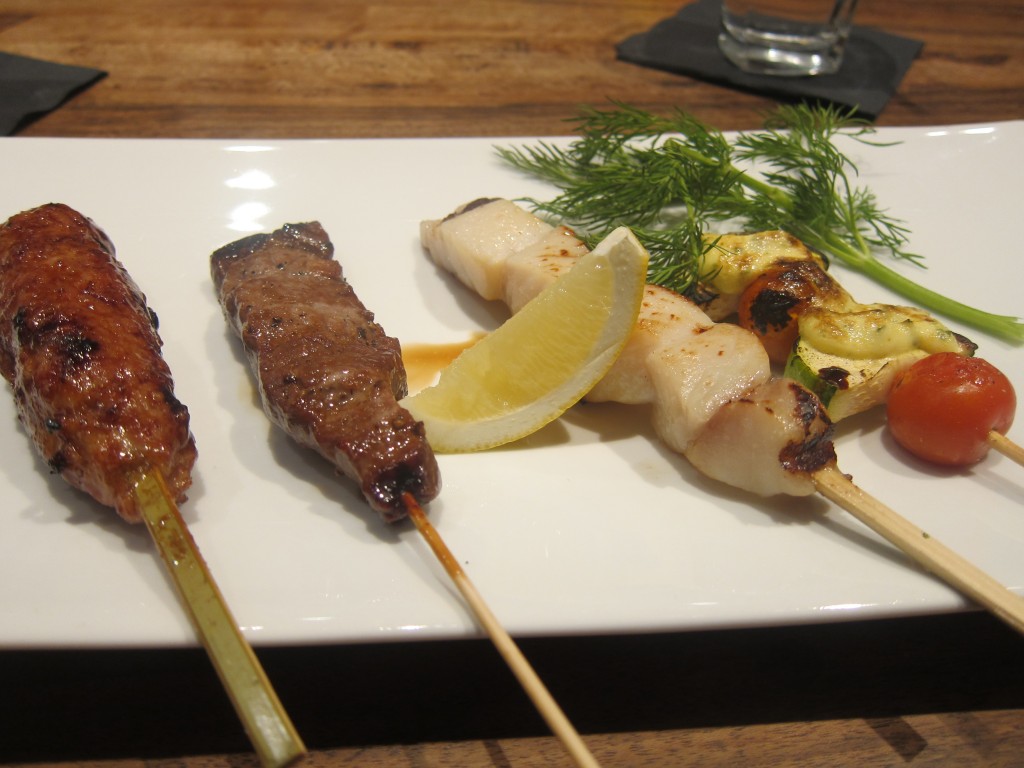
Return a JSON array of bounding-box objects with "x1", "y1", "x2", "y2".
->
[
  {"x1": 886, "y1": 352, "x2": 1016, "y2": 466},
  {"x1": 736, "y1": 261, "x2": 836, "y2": 365}
]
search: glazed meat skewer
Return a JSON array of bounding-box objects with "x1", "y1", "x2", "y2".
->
[
  {"x1": 211, "y1": 220, "x2": 441, "y2": 520},
  {"x1": 0, "y1": 203, "x2": 197, "y2": 519},
  {"x1": 421, "y1": 197, "x2": 1024, "y2": 635},
  {"x1": 212, "y1": 222, "x2": 601, "y2": 768},
  {"x1": 0, "y1": 204, "x2": 305, "y2": 768}
]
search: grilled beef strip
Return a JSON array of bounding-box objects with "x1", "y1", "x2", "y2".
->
[
  {"x1": 211, "y1": 221, "x2": 440, "y2": 522},
  {"x1": 0, "y1": 203, "x2": 197, "y2": 522}
]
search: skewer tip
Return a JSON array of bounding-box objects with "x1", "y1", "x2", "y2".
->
[
  {"x1": 813, "y1": 464, "x2": 1024, "y2": 637},
  {"x1": 401, "y1": 492, "x2": 603, "y2": 768}
]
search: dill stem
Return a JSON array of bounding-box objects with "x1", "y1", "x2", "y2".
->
[
  {"x1": 666, "y1": 140, "x2": 717, "y2": 167},
  {"x1": 704, "y1": 157, "x2": 1024, "y2": 343},
  {"x1": 667, "y1": 141, "x2": 795, "y2": 211},
  {"x1": 734, "y1": 172, "x2": 793, "y2": 211}
]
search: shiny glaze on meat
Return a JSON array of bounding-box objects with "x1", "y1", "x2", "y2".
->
[
  {"x1": 211, "y1": 222, "x2": 440, "y2": 521},
  {"x1": 0, "y1": 204, "x2": 197, "y2": 521}
]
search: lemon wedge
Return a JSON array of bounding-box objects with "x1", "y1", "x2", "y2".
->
[{"x1": 402, "y1": 226, "x2": 648, "y2": 452}]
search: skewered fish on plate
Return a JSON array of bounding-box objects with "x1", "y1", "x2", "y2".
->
[{"x1": 422, "y1": 197, "x2": 836, "y2": 497}]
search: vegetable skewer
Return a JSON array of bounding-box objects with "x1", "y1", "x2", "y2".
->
[
  {"x1": 135, "y1": 466, "x2": 306, "y2": 768},
  {"x1": 0, "y1": 204, "x2": 304, "y2": 766},
  {"x1": 697, "y1": 236, "x2": 1021, "y2": 470},
  {"x1": 639, "y1": 227, "x2": 1023, "y2": 475},
  {"x1": 404, "y1": 494, "x2": 603, "y2": 768}
]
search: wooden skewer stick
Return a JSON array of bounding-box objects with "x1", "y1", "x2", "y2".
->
[
  {"x1": 813, "y1": 464, "x2": 1024, "y2": 636},
  {"x1": 133, "y1": 466, "x2": 306, "y2": 768},
  {"x1": 989, "y1": 430, "x2": 1024, "y2": 467},
  {"x1": 403, "y1": 493, "x2": 602, "y2": 768}
]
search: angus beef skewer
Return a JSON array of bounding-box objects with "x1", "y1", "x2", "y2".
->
[
  {"x1": 212, "y1": 222, "x2": 602, "y2": 768},
  {"x1": 211, "y1": 221, "x2": 441, "y2": 520},
  {"x1": 0, "y1": 203, "x2": 305, "y2": 768}
]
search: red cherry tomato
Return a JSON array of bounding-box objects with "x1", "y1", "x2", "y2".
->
[{"x1": 886, "y1": 353, "x2": 1016, "y2": 466}]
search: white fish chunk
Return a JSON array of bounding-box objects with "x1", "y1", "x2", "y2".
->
[
  {"x1": 588, "y1": 283, "x2": 717, "y2": 405},
  {"x1": 423, "y1": 200, "x2": 762, "y2": 410},
  {"x1": 649, "y1": 323, "x2": 771, "y2": 453},
  {"x1": 504, "y1": 226, "x2": 590, "y2": 312},
  {"x1": 420, "y1": 198, "x2": 553, "y2": 302},
  {"x1": 685, "y1": 378, "x2": 834, "y2": 497}
]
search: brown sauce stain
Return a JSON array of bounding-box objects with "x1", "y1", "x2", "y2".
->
[{"x1": 402, "y1": 332, "x2": 487, "y2": 394}]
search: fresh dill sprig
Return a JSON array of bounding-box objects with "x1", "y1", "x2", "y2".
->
[{"x1": 496, "y1": 102, "x2": 1024, "y2": 344}]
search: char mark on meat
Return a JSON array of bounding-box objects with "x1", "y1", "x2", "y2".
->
[
  {"x1": 779, "y1": 380, "x2": 837, "y2": 475},
  {"x1": 211, "y1": 222, "x2": 440, "y2": 521},
  {"x1": 0, "y1": 203, "x2": 198, "y2": 522}
]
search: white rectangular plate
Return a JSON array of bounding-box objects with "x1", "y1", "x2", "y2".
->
[{"x1": 1, "y1": 123, "x2": 1021, "y2": 648}]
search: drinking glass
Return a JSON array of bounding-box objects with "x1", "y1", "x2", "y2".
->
[{"x1": 718, "y1": 0, "x2": 860, "y2": 76}]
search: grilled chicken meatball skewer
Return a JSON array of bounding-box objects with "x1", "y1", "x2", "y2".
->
[
  {"x1": 0, "y1": 203, "x2": 197, "y2": 520},
  {"x1": 0, "y1": 204, "x2": 305, "y2": 768},
  {"x1": 211, "y1": 220, "x2": 441, "y2": 521},
  {"x1": 421, "y1": 197, "x2": 1024, "y2": 635}
]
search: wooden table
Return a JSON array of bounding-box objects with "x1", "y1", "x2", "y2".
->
[{"x1": 2, "y1": 1, "x2": 1023, "y2": 766}]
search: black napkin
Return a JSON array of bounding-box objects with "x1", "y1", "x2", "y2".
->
[
  {"x1": 0, "y1": 51, "x2": 106, "y2": 135},
  {"x1": 617, "y1": 0, "x2": 923, "y2": 119}
]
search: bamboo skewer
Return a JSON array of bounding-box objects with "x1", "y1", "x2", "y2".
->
[
  {"x1": 403, "y1": 493, "x2": 602, "y2": 768},
  {"x1": 813, "y1": 464, "x2": 1024, "y2": 636},
  {"x1": 989, "y1": 431, "x2": 1024, "y2": 467},
  {"x1": 133, "y1": 466, "x2": 306, "y2": 768}
]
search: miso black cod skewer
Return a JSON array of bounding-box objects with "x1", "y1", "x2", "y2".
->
[{"x1": 421, "y1": 197, "x2": 1024, "y2": 636}]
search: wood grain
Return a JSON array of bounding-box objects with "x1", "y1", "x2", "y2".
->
[
  {"x1": 7, "y1": 710, "x2": 1024, "y2": 767},
  {"x1": 0, "y1": 1, "x2": 1022, "y2": 766},
  {"x1": 2, "y1": 0, "x2": 1021, "y2": 139},
  {"x1": 3, "y1": 612, "x2": 1023, "y2": 767}
]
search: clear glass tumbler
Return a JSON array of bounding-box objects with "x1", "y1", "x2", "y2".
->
[{"x1": 718, "y1": 0, "x2": 860, "y2": 76}]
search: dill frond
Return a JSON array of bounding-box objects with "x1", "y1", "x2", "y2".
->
[{"x1": 496, "y1": 103, "x2": 1023, "y2": 343}]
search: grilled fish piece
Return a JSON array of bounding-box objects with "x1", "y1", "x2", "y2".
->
[
  {"x1": 685, "y1": 378, "x2": 835, "y2": 497},
  {"x1": 422, "y1": 198, "x2": 835, "y2": 497},
  {"x1": 0, "y1": 203, "x2": 197, "y2": 522},
  {"x1": 211, "y1": 221, "x2": 440, "y2": 521}
]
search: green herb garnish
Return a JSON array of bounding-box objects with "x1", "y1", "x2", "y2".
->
[{"x1": 497, "y1": 103, "x2": 1024, "y2": 344}]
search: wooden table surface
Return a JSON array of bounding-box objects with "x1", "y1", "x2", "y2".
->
[{"x1": 2, "y1": 1, "x2": 1023, "y2": 766}]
